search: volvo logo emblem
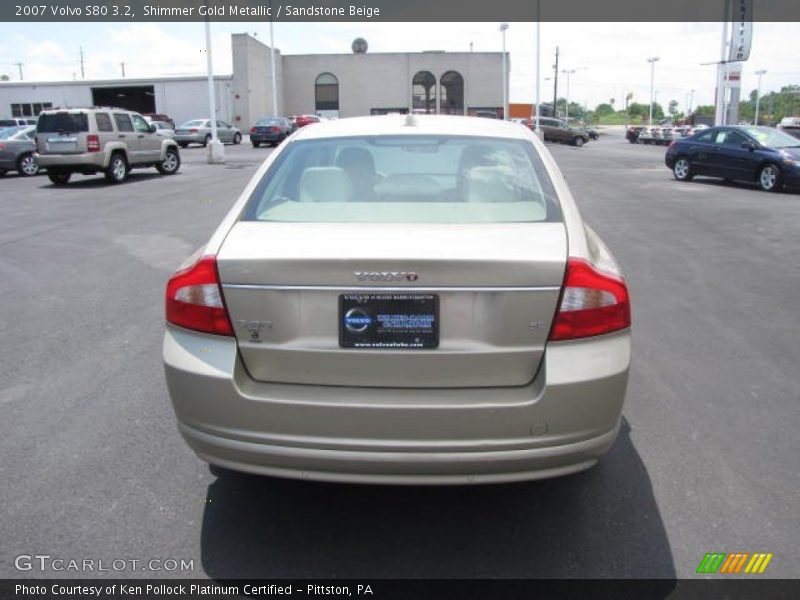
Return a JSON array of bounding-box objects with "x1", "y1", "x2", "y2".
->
[
  {"x1": 353, "y1": 271, "x2": 419, "y2": 282},
  {"x1": 344, "y1": 308, "x2": 372, "y2": 333}
]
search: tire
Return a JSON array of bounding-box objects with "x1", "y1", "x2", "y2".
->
[
  {"x1": 252, "y1": 142, "x2": 260, "y2": 148},
  {"x1": 572, "y1": 137, "x2": 585, "y2": 147},
  {"x1": 0, "y1": 169, "x2": 7, "y2": 176},
  {"x1": 203, "y1": 134, "x2": 211, "y2": 147},
  {"x1": 757, "y1": 164, "x2": 782, "y2": 192},
  {"x1": 104, "y1": 153, "x2": 129, "y2": 184},
  {"x1": 233, "y1": 133, "x2": 242, "y2": 145},
  {"x1": 48, "y1": 170, "x2": 71, "y2": 185},
  {"x1": 178, "y1": 142, "x2": 188, "y2": 148},
  {"x1": 156, "y1": 147, "x2": 180, "y2": 175},
  {"x1": 672, "y1": 157, "x2": 693, "y2": 181},
  {"x1": 17, "y1": 153, "x2": 39, "y2": 177}
]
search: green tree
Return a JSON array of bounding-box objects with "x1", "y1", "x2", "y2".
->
[{"x1": 594, "y1": 103, "x2": 615, "y2": 117}]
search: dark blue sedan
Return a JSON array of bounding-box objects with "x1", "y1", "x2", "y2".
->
[{"x1": 665, "y1": 126, "x2": 800, "y2": 192}]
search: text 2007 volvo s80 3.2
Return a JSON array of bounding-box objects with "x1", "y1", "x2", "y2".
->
[{"x1": 163, "y1": 114, "x2": 631, "y2": 485}]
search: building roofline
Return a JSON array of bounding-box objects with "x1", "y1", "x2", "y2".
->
[
  {"x1": 0, "y1": 74, "x2": 233, "y2": 88},
  {"x1": 283, "y1": 51, "x2": 502, "y2": 58}
]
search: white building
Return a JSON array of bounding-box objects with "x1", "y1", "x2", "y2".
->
[{"x1": 0, "y1": 33, "x2": 506, "y2": 129}]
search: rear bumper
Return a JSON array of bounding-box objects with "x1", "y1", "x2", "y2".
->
[
  {"x1": 36, "y1": 152, "x2": 105, "y2": 169},
  {"x1": 251, "y1": 134, "x2": 282, "y2": 143},
  {"x1": 175, "y1": 134, "x2": 206, "y2": 144},
  {"x1": 163, "y1": 327, "x2": 630, "y2": 485}
]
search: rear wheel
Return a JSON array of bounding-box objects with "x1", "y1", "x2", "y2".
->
[
  {"x1": 203, "y1": 134, "x2": 211, "y2": 147},
  {"x1": 252, "y1": 141, "x2": 260, "y2": 148},
  {"x1": 104, "y1": 153, "x2": 129, "y2": 184},
  {"x1": 178, "y1": 142, "x2": 188, "y2": 148},
  {"x1": 17, "y1": 152, "x2": 39, "y2": 177},
  {"x1": 156, "y1": 147, "x2": 180, "y2": 175},
  {"x1": 673, "y1": 157, "x2": 693, "y2": 181},
  {"x1": 757, "y1": 164, "x2": 782, "y2": 192},
  {"x1": 48, "y1": 170, "x2": 71, "y2": 185},
  {"x1": 233, "y1": 133, "x2": 242, "y2": 145}
]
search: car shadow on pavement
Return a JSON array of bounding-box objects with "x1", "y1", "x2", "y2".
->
[
  {"x1": 39, "y1": 172, "x2": 168, "y2": 188},
  {"x1": 199, "y1": 419, "x2": 676, "y2": 587}
]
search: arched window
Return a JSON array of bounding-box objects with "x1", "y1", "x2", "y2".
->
[
  {"x1": 440, "y1": 71, "x2": 464, "y2": 115},
  {"x1": 412, "y1": 71, "x2": 437, "y2": 114},
  {"x1": 315, "y1": 73, "x2": 339, "y2": 112}
]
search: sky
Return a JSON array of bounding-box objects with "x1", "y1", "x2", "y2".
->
[{"x1": 0, "y1": 21, "x2": 797, "y2": 113}]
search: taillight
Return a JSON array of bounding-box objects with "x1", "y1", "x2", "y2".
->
[
  {"x1": 269, "y1": 127, "x2": 280, "y2": 133},
  {"x1": 0, "y1": 143, "x2": 5, "y2": 150},
  {"x1": 86, "y1": 134, "x2": 100, "y2": 152},
  {"x1": 189, "y1": 128, "x2": 199, "y2": 133},
  {"x1": 549, "y1": 258, "x2": 631, "y2": 341},
  {"x1": 165, "y1": 255, "x2": 233, "y2": 336},
  {"x1": 249, "y1": 127, "x2": 256, "y2": 134},
  {"x1": 668, "y1": 140, "x2": 677, "y2": 149}
]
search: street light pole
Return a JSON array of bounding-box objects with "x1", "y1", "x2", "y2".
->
[
  {"x1": 269, "y1": 0, "x2": 278, "y2": 117},
  {"x1": 561, "y1": 69, "x2": 575, "y2": 120},
  {"x1": 647, "y1": 56, "x2": 660, "y2": 127},
  {"x1": 534, "y1": 0, "x2": 541, "y2": 137},
  {"x1": 205, "y1": 18, "x2": 224, "y2": 164},
  {"x1": 499, "y1": 23, "x2": 509, "y2": 120},
  {"x1": 754, "y1": 69, "x2": 766, "y2": 125}
]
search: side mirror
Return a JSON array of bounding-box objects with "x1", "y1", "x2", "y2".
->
[
  {"x1": 741, "y1": 140, "x2": 756, "y2": 151},
  {"x1": 149, "y1": 124, "x2": 157, "y2": 133}
]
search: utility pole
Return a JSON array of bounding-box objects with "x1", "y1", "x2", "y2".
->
[
  {"x1": 647, "y1": 56, "x2": 660, "y2": 126},
  {"x1": 119, "y1": 62, "x2": 125, "y2": 78},
  {"x1": 689, "y1": 89, "x2": 694, "y2": 114},
  {"x1": 79, "y1": 46, "x2": 85, "y2": 79},
  {"x1": 533, "y1": 0, "x2": 541, "y2": 138},
  {"x1": 14, "y1": 62, "x2": 23, "y2": 80},
  {"x1": 552, "y1": 46, "x2": 559, "y2": 117}
]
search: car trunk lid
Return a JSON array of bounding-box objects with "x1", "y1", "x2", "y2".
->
[{"x1": 217, "y1": 221, "x2": 567, "y2": 388}]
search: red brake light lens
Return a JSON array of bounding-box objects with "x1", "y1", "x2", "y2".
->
[
  {"x1": 549, "y1": 258, "x2": 631, "y2": 341},
  {"x1": 249, "y1": 127, "x2": 256, "y2": 134},
  {"x1": 165, "y1": 256, "x2": 233, "y2": 336},
  {"x1": 189, "y1": 128, "x2": 199, "y2": 133},
  {"x1": 86, "y1": 134, "x2": 100, "y2": 152}
]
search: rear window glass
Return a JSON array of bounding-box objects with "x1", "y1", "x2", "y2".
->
[
  {"x1": 36, "y1": 113, "x2": 89, "y2": 133},
  {"x1": 256, "y1": 118, "x2": 282, "y2": 126},
  {"x1": 0, "y1": 126, "x2": 23, "y2": 139},
  {"x1": 95, "y1": 112, "x2": 114, "y2": 132},
  {"x1": 243, "y1": 135, "x2": 562, "y2": 224},
  {"x1": 180, "y1": 120, "x2": 207, "y2": 128},
  {"x1": 0, "y1": 120, "x2": 16, "y2": 127}
]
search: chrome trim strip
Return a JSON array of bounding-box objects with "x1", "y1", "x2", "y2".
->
[{"x1": 222, "y1": 284, "x2": 561, "y2": 293}]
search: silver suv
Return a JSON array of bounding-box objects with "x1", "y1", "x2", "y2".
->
[{"x1": 35, "y1": 107, "x2": 181, "y2": 185}]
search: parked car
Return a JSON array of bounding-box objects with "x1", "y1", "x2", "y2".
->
[
  {"x1": 0, "y1": 117, "x2": 38, "y2": 128},
  {"x1": 665, "y1": 125, "x2": 800, "y2": 192},
  {"x1": 778, "y1": 116, "x2": 800, "y2": 140},
  {"x1": 143, "y1": 113, "x2": 175, "y2": 127},
  {"x1": 537, "y1": 117, "x2": 590, "y2": 146},
  {"x1": 291, "y1": 114, "x2": 321, "y2": 128},
  {"x1": 625, "y1": 125, "x2": 645, "y2": 143},
  {"x1": 475, "y1": 110, "x2": 499, "y2": 119},
  {"x1": 150, "y1": 121, "x2": 176, "y2": 138},
  {"x1": 35, "y1": 107, "x2": 181, "y2": 185},
  {"x1": 174, "y1": 119, "x2": 242, "y2": 147},
  {"x1": 163, "y1": 114, "x2": 631, "y2": 484},
  {"x1": 0, "y1": 126, "x2": 39, "y2": 177},
  {"x1": 637, "y1": 127, "x2": 653, "y2": 144},
  {"x1": 659, "y1": 127, "x2": 674, "y2": 146},
  {"x1": 250, "y1": 117, "x2": 294, "y2": 148}
]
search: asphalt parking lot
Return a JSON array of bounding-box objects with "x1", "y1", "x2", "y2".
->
[{"x1": 1, "y1": 131, "x2": 798, "y2": 580}]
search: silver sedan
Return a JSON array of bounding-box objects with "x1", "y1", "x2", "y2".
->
[
  {"x1": 0, "y1": 126, "x2": 39, "y2": 177},
  {"x1": 163, "y1": 115, "x2": 631, "y2": 485},
  {"x1": 174, "y1": 119, "x2": 242, "y2": 147}
]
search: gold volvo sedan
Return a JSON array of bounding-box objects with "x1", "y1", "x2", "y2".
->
[{"x1": 163, "y1": 115, "x2": 631, "y2": 484}]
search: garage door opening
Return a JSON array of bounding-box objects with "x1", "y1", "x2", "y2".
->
[{"x1": 91, "y1": 86, "x2": 155, "y2": 113}]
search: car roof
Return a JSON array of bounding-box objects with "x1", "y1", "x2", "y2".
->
[{"x1": 291, "y1": 114, "x2": 531, "y2": 142}]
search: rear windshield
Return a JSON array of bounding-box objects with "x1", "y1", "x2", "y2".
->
[
  {"x1": 243, "y1": 135, "x2": 562, "y2": 224},
  {"x1": 0, "y1": 120, "x2": 17, "y2": 127},
  {"x1": 37, "y1": 113, "x2": 89, "y2": 133},
  {"x1": 180, "y1": 120, "x2": 207, "y2": 128},
  {"x1": 256, "y1": 118, "x2": 282, "y2": 126},
  {"x1": 0, "y1": 126, "x2": 23, "y2": 139}
]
